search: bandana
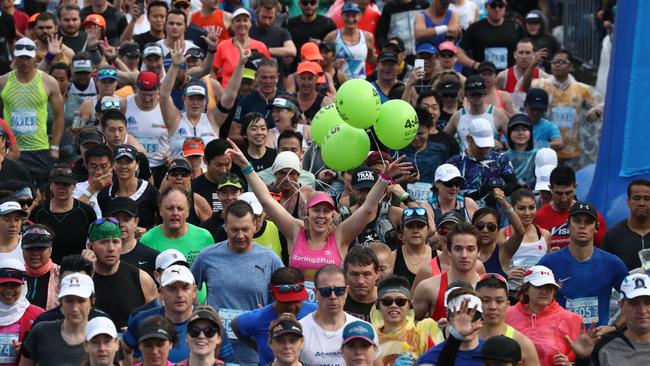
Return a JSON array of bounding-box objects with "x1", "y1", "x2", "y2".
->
[{"x1": 88, "y1": 221, "x2": 121, "y2": 242}]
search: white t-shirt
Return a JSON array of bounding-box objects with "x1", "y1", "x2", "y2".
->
[
  {"x1": 0, "y1": 242, "x2": 25, "y2": 264},
  {"x1": 450, "y1": 1, "x2": 479, "y2": 30},
  {"x1": 299, "y1": 313, "x2": 381, "y2": 366}
]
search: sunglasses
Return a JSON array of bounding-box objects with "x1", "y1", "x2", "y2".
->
[
  {"x1": 403, "y1": 208, "x2": 426, "y2": 217},
  {"x1": 439, "y1": 51, "x2": 455, "y2": 58},
  {"x1": 488, "y1": 2, "x2": 506, "y2": 9},
  {"x1": 168, "y1": 169, "x2": 191, "y2": 178},
  {"x1": 380, "y1": 297, "x2": 409, "y2": 307},
  {"x1": 300, "y1": 0, "x2": 317, "y2": 5},
  {"x1": 442, "y1": 179, "x2": 462, "y2": 188},
  {"x1": 98, "y1": 68, "x2": 117, "y2": 77},
  {"x1": 317, "y1": 286, "x2": 346, "y2": 297},
  {"x1": 550, "y1": 59, "x2": 571, "y2": 65},
  {"x1": 15, "y1": 44, "x2": 36, "y2": 51},
  {"x1": 101, "y1": 100, "x2": 121, "y2": 110},
  {"x1": 174, "y1": 2, "x2": 190, "y2": 9},
  {"x1": 417, "y1": 54, "x2": 435, "y2": 60},
  {"x1": 18, "y1": 198, "x2": 33, "y2": 208},
  {"x1": 188, "y1": 325, "x2": 219, "y2": 338},
  {"x1": 475, "y1": 221, "x2": 498, "y2": 232},
  {"x1": 273, "y1": 284, "x2": 305, "y2": 293}
]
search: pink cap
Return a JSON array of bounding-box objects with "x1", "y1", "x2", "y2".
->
[
  {"x1": 438, "y1": 41, "x2": 458, "y2": 54},
  {"x1": 306, "y1": 192, "x2": 336, "y2": 210}
]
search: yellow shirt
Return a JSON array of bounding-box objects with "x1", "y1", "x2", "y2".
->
[{"x1": 374, "y1": 317, "x2": 444, "y2": 366}]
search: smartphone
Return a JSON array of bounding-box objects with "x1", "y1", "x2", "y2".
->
[{"x1": 414, "y1": 59, "x2": 425, "y2": 69}]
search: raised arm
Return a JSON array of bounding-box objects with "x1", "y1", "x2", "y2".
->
[
  {"x1": 494, "y1": 188, "x2": 525, "y2": 262},
  {"x1": 188, "y1": 29, "x2": 219, "y2": 79},
  {"x1": 159, "y1": 40, "x2": 184, "y2": 136},
  {"x1": 209, "y1": 41, "x2": 250, "y2": 128},
  {"x1": 520, "y1": 48, "x2": 548, "y2": 92}
]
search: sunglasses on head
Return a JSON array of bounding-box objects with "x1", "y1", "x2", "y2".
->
[
  {"x1": 101, "y1": 100, "x2": 121, "y2": 110},
  {"x1": 99, "y1": 68, "x2": 117, "y2": 77},
  {"x1": 475, "y1": 221, "x2": 498, "y2": 232},
  {"x1": 90, "y1": 217, "x2": 119, "y2": 230},
  {"x1": 380, "y1": 297, "x2": 409, "y2": 307},
  {"x1": 442, "y1": 179, "x2": 462, "y2": 188},
  {"x1": 488, "y1": 2, "x2": 506, "y2": 9},
  {"x1": 273, "y1": 284, "x2": 305, "y2": 293},
  {"x1": 188, "y1": 324, "x2": 219, "y2": 338},
  {"x1": 403, "y1": 208, "x2": 426, "y2": 217},
  {"x1": 317, "y1": 286, "x2": 346, "y2": 297},
  {"x1": 15, "y1": 44, "x2": 36, "y2": 51},
  {"x1": 168, "y1": 169, "x2": 191, "y2": 178}
]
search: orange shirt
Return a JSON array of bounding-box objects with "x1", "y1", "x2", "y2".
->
[
  {"x1": 213, "y1": 38, "x2": 270, "y2": 87},
  {"x1": 191, "y1": 9, "x2": 231, "y2": 43}
]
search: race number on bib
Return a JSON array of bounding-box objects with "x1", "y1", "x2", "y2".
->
[
  {"x1": 218, "y1": 308, "x2": 245, "y2": 339},
  {"x1": 485, "y1": 47, "x2": 508, "y2": 70},
  {"x1": 11, "y1": 109, "x2": 37, "y2": 135},
  {"x1": 0, "y1": 333, "x2": 19, "y2": 364},
  {"x1": 408, "y1": 182, "x2": 433, "y2": 202},
  {"x1": 304, "y1": 281, "x2": 318, "y2": 304},
  {"x1": 565, "y1": 297, "x2": 599, "y2": 324},
  {"x1": 551, "y1": 105, "x2": 577, "y2": 129},
  {"x1": 139, "y1": 137, "x2": 160, "y2": 155}
]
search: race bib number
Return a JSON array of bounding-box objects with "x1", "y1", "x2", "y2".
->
[
  {"x1": 11, "y1": 109, "x2": 37, "y2": 135},
  {"x1": 138, "y1": 137, "x2": 159, "y2": 155},
  {"x1": 407, "y1": 182, "x2": 433, "y2": 202},
  {"x1": 304, "y1": 281, "x2": 318, "y2": 304},
  {"x1": 485, "y1": 47, "x2": 508, "y2": 70},
  {"x1": 511, "y1": 256, "x2": 540, "y2": 270},
  {"x1": 217, "y1": 308, "x2": 245, "y2": 339},
  {"x1": 0, "y1": 333, "x2": 19, "y2": 363},
  {"x1": 551, "y1": 105, "x2": 577, "y2": 129},
  {"x1": 565, "y1": 297, "x2": 599, "y2": 324}
]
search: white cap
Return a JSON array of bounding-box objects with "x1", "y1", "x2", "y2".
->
[
  {"x1": 58, "y1": 273, "x2": 95, "y2": 299},
  {"x1": 0, "y1": 201, "x2": 27, "y2": 216},
  {"x1": 468, "y1": 118, "x2": 494, "y2": 148},
  {"x1": 435, "y1": 164, "x2": 463, "y2": 183},
  {"x1": 524, "y1": 265, "x2": 559, "y2": 288},
  {"x1": 534, "y1": 148, "x2": 558, "y2": 176},
  {"x1": 160, "y1": 265, "x2": 195, "y2": 287},
  {"x1": 272, "y1": 151, "x2": 302, "y2": 174},
  {"x1": 240, "y1": 192, "x2": 263, "y2": 215},
  {"x1": 232, "y1": 7, "x2": 251, "y2": 19},
  {"x1": 155, "y1": 249, "x2": 188, "y2": 270},
  {"x1": 447, "y1": 293, "x2": 483, "y2": 314},
  {"x1": 143, "y1": 44, "x2": 163, "y2": 58},
  {"x1": 620, "y1": 273, "x2": 650, "y2": 300},
  {"x1": 85, "y1": 317, "x2": 118, "y2": 341},
  {"x1": 534, "y1": 164, "x2": 555, "y2": 192},
  {"x1": 14, "y1": 38, "x2": 36, "y2": 58}
]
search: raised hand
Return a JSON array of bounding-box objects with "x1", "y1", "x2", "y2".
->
[
  {"x1": 201, "y1": 28, "x2": 220, "y2": 50},
  {"x1": 86, "y1": 26, "x2": 101, "y2": 50},
  {"x1": 449, "y1": 298, "x2": 482, "y2": 337},
  {"x1": 170, "y1": 40, "x2": 186, "y2": 67},
  {"x1": 100, "y1": 38, "x2": 117, "y2": 62},
  {"x1": 493, "y1": 187, "x2": 508, "y2": 206},
  {"x1": 235, "y1": 40, "x2": 252, "y2": 66},
  {"x1": 47, "y1": 34, "x2": 63, "y2": 56},
  {"x1": 383, "y1": 155, "x2": 413, "y2": 180},
  {"x1": 224, "y1": 138, "x2": 249, "y2": 167},
  {"x1": 534, "y1": 48, "x2": 549, "y2": 65}
]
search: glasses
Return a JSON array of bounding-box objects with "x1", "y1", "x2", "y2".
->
[
  {"x1": 273, "y1": 284, "x2": 305, "y2": 293},
  {"x1": 300, "y1": 0, "x2": 316, "y2": 5},
  {"x1": 403, "y1": 208, "x2": 426, "y2": 217},
  {"x1": 101, "y1": 100, "x2": 121, "y2": 110},
  {"x1": 17, "y1": 198, "x2": 33, "y2": 208},
  {"x1": 550, "y1": 59, "x2": 571, "y2": 65},
  {"x1": 168, "y1": 169, "x2": 191, "y2": 178},
  {"x1": 15, "y1": 44, "x2": 36, "y2": 51},
  {"x1": 439, "y1": 51, "x2": 455, "y2": 58},
  {"x1": 317, "y1": 286, "x2": 346, "y2": 297},
  {"x1": 174, "y1": 2, "x2": 190, "y2": 9},
  {"x1": 442, "y1": 179, "x2": 462, "y2": 188},
  {"x1": 488, "y1": 2, "x2": 506, "y2": 9},
  {"x1": 380, "y1": 297, "x2": 409, "y2": 307},
  {"x1": 475, "y1": 221, "x2": 498, "y2": 232},
  {"x1": 188, "y1": 325, "x2": 219, "y2": 338}
]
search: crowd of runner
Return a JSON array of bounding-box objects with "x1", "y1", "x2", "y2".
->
[{"x1": 0, "y1": 0, "x2": 645, "y2": 365}]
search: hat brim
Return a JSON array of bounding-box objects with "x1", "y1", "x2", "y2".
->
[
  {"x1": 271, "y1": 329, "x2": 303, "y2": 339},
  {"x1": 403, "y1": 217, "x2": 428, "y2": 226},
  {"x1": 1, "y1": 208, "x2": 27, "y2": 217},
  {"x1": 272, "y1": 287, "x2": 308, "y2": 302},
  {"x1": 50, "y1": 177, "x2": 76, "y2": 185},
  {"x1": 534, "y1": 181, "x2": 550, "y2": 192},
  {"x1": 0, "y1": 278, "x2": 23, "y2": 284},
  {"x1": 471, "y1": 135, "x2": 495, "y2": 148},
  {"x1": 527, "y1": 102, "x2": 548, "y2": 110},
  {"x1": 217, "y1": 182, "x2": 243, "y2": 191},
  {"x1": 139, "y1": 332, "x2": 173, "y2": 343},
  {"x1": 183, "y1": 149, "x2": 205, "y2": 157},
  {"x1": 185, "y1": 92, "x2": 207, "y2": 97},
  {"x1": 115, "y1": 153, "x2": 137, "y2": 161},
  {"x1": 58, "y1": 287, "x2": 93, "y2": 299},
  {"x1": 98, "y1": 75, "x2": 119, "y2": 81},
  {"x1": 379, "y1": 57, "x2": 399, "y2": 63},
  {"x1": 343, "y1": 336, "x2": 375, "y2": 346},
  {"x1": 108, "y1": 208, "x2": 137, "y2": 217},
  {"x1": 21, "y1": 242, "x2": 53, "y2": 249},
  {"x1": 352, "y1": 181, "x2": 375, "y2": 191},
  {"x1": 527, "y1": 278, "x2": 559, "y2": 288},
  {"x1": 14, "y1": 50, "x2": 36, "y2": 58},
  {"x1": 72, "y1": 67, "x2": 93, "y2": 73}
]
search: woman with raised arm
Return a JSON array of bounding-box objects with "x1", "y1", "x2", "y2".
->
[{"x1": 225, "y1": 139, "x2": 411, "y2": 281}]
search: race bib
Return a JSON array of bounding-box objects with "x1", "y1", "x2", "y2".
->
[
  {"x1": 551, "y1": 105, "x2": 577, "y2": 129},
  {"x1": 485, "y1": 47, "x2": 508, "y2": 70},
  {"x1": 407, "y1": 182, "x2": 433, "y2": 202},
  {"x1": 0, "y1": 333, "x2": 19, "y2": 364},
  {"x1": 565, "y1": 297, "x2": 599, "y2": 324},
  {"x1": 511, "y1": 256, "x2": 540, "y2": 270},
  {"x1": 304, "y1": 281, "x2": 318, "y2": 304},
  {"x1": 10, "y1": 109, "x2": 37, "y2": 135},
  {"x1": 138, "y1": 137, "x2": 160, "y2": 155},
  {"x1": 218, "y1": 308, "x2": 245, "y2": 339}
]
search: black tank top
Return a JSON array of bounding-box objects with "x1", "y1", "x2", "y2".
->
[
  {"x1": 302, "y1": 94, "x2": 325, "y2": 121},
  {"x1": 93, "y1": 262, "x2": 145, "y2": 328},
  {"x1": 393, "y1": 246, "x2": 436, "y2": 288},
  {"x1": 187, "y1": 193, "x2": 201, "y2": 225}
]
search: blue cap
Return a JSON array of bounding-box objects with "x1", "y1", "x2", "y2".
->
[
  {"x1": 184, "y1": 79, "x2": 207, "y2": 97},
  {"x1": 416, "y1": 43, "x2": 438, "y2": 55},
  {"x1": 341, "y1": 2, "x2": 361, "y2": 14},
  {"x1": 342, "y1": 321, "x2": 377, "y2": 346}
]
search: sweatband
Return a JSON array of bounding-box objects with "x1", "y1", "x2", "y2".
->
[
  {"x1": 434, "y1": 25, "x2": 449, "y2": 35},
  {"x1": 378, "y1": 286, "x2": 411, "y2": 299}
]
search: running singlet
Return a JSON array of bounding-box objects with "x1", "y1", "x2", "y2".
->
[
  {"x1": 506, "y1": 225, "x2": 547, "y2": 270},
  {"x1": 418, "y1": 9, "x2": 452, "y2": 48},
  {"x1": 432, "y1": 272, "x2": 449, "y2": 321},
  {"x1": 290, "y1": 228, "x2": 342, "y2": 280},
  {"x1": 1, "y1": 70, "x2": 49, "y2": 151},
  {"x1": 504, "y1": 66, "x2": 539, "y2": 93},
  {"x1": 124, "y1": 94, "x2": 169, "y2": 167},
  {"x1": 335, "y1": 30, "x2": 368, "y2": 79},
  {"x1": 68, "y1": 79, "x2": 97, "y2": 101},
  {"x1": 169, "y1": 113, "x2": 219, "y2": 160},
  {"x1": 428, "y1": 194, "x2": 472, "y2": 227},
  {"x1": 393, "y1": 246, "x2": 435, "y2": 288},
  {"x1": 456, "y1": 105, "x2": 495, "y2": 151}
]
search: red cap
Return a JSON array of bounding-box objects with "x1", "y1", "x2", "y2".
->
[
  {"x1": 182, "y1": 139, "x2": 205, "y2": 157},
  {"x1": 300, "y1": 42, "x2": 323, "y2": 62},
  {"x1": 271, "y1": 282, "x2": 309, "y2": 302},
  {"x1": 306, "y1": 192, "x2": 336, "y2": 210},
  {"x1": 137, "y1": 71, "x2": 160, "y2": 91},
  {"x1": 83, "y1": 13, "x2": 106, "y2": 29}
]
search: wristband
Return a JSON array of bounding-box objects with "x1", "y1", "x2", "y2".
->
[
  {"x1": 50, "y1": 145, "x2": 59, "y2": 151},
  {"x1": 242, "y1": 163, "x2": 254, "y2": 175},
  {"x1": 447, "y1": 326, "x2": 464, "y2": 341},
  {"x1": 403, "y1": 196, "x2": 415, "y2": 205},
  {"x1": 82, "y1": 189, "x2": 92, "y2": 197},
  {"x1": 399, "y1": 192, "x2": 410, "y2": 202},
  {"x1": 44, "y1": 52, "x2": 55, "y2": 63},
  {"x1": 207, "y1": 47, "x2": 217, "y2": 53},
  {"x1": 378, "y1": 172, "x2": 394, "y2": 185},
  {"x1": 434, "y1": 25, "x2": 448, "y2": 35}
]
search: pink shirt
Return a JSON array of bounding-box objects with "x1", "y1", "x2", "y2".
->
[{"x1": 289, "y1": 228, "x2": 342, "y2": 281}]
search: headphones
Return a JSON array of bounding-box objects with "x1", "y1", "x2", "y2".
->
[{"x1": 75, "y1": 128, "x2": 107, "y2": 150}]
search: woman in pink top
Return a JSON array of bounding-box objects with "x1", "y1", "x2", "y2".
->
[{"x1": 225, "y1": 139, "x2": 412, "y2": 281}]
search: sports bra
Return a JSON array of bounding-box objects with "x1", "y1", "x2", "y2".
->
[{"x1": 289, "y1": 228, "x2": 342, "y2": 281}]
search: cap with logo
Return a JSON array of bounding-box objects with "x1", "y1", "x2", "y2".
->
[
  {"x1": 185, "y1": 47, "x2": 205, "y2": 60},
  {"x1": 21, "y1": 224, "x2": 54, "y2": 249},
  {"x1": 569, "y1": 201, "x2": 598, "y2": 220},
  {"x1": 108, "y1": 197, "x2": 139, "y2": 217},
  {"x1": 477, "y1": 61, "x2": 497, "y2": 74},
  {"x1": 415, "y1": 43, "x2": 438, "y2": 56},
  {"x1": 189, "y1": 309, "x2": 221, "y2": 329},
  {"x1": 217, "y1": 173, "x2": 244, "y2": 191},
  {"x1": 341, "y1": 2, "x2": 361, "y2": 14},
  {"x1": 232, "y1": 7, "x2": 251, "y2": 19},
  {"x1": 525, "y1": 88, "x2": 549, "y2": 109},
  {"x1": 83, "y1": 13, "x2": 106, "y2": 29},
  {"x1": 182, "y1": 139, "x2": 205, "y2": 157},
  {"x1": 525, "y1": 11, "x2": 542, "y2": 22},
  {"x1": 0, "y1": 200, "x2": 27, "y2": 217},
  {"x1": 0, "y1": 258, "x2": 25, "y2": 285},
  {"x1": 620, "y1": 273, "x2": 650, "y2": 300},
  {"x1": 386, "y1": 37, "x2": 405, "y2": 53},
  {"x1": 402, "y1": 208, "x2": 428, "y2": 226},
  {"x1": 58, "y1": 273, "x2": 95, "y2": 298},
  {"x1": 437, "y1": 210, "x2": 466, "y2": 228},
  {"x1": 351, "y1": 165, "x2": 377, "y2": 190},
  {"x1": 50, "y1": 165, "x2": 77, "y2": 185},
  {"x1": 468, "y1": 118, "x2": 495, "y2": 148},
  {"x1": 318, "y1": 40, "x2": 336, "y2": 53},
  {"x1": 119, "y1": 42, "x2": 141, "y2": 58},
  {"x1": 160, "y1": 265, "x2": 195, "y2": 287},
  {"x1": 72, "y1": 59, "x2": 93, "y2": 73},
  {"x1": 300, "y1": 42, "x2": 323, "y2": 61},
  {"x1": 438, "y1": 41, "x2": 458, "y2": 54},
  {"x1": 85, "y1": 317, "x2": 118, "y2": 341},
  {"x1": 524, "y1": 265, "x2": 559, "y2": 288},
  {"x1": 114, "y1": 144, "x2": 139, "y2": 161},
  {"x1": 88, "y1": 218, "x2": 121, "y2": 242},
  {"x1": 378, "y1": 51, "x2": 399, "y2": 63},
  {"x1": 143, "y1": 43, "x2": 163, "y2": 58},
  {"x1": 184, "y1": 79, "x2": 207, "y2": 97},
  {"x1": 270, "y1": 318, "x2": 303, "y2": 338},
  {"x1": 239, "y1": 192, "x2": 263, "y2": 215},
  {"x1": 269, "y1": 97, "x2": 299, "y2": 112},
  {"x1": 438, "y1": 81, "x2": 460, "y2": 96},
  {"x1": 342, "y1": 321, "x2": 377, "y2": 346},
  {"x1": 169, "y1": 158, "x2": 193, "y2": 173},
  {"x1": 78, "y1": 128, "x2": 106, "y2": 146},
  {"x1": 138, "y1": 320, "x2": 175, "y2": 343},
  {"x1": 435, "y1": 164, "x2": 463, "y2": 183},
  {"x1": 473, "y1": 335, "x2": 521, "y2": 363},
  {"x1": 14, "y1": 38, "x2": 37, "y2": 58},
  {"x1": 137, "y1": 71, "x2": 160, "y2": 91},
  {"x1": 272, "y1": 151, "x2": 302, "y2": 174},
  {"x1": 155, "y1": 249, "x2": 188, "y2": 271},
  {"x1": 464, "y1": 75, "x2": 486, "y2": 94}
]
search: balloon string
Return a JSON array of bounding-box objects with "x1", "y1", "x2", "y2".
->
[{"x1": 367, "y1": 129, "x2": 386, "y2": 168}]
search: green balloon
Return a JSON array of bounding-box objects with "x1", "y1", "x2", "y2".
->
[
  {"x1": 335, "y1": 79, "x2": 381, "y2": 129},
  {"x1": 321, "y1": 124, "x2": 370, "y2": 171},
  {"x1": 375, "y1": 99, "x2": 419, "y2": 150},
  {"x1": 311, "y1": 104, "x2": 343, "y2": 146}
]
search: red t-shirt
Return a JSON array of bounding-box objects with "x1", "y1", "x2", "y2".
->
[
  {"x1": 190, "y1": 10, "x2": 231, "y2": 43},
  {"x1": 534, "y1": 203, "x2": 607, "y2": 249},
  {"x1": 13, "y1": 9, "x2": 30, "y2": 36},
  {"x1": 213, "y1": 38, "x2": 270, "y2": 87}
]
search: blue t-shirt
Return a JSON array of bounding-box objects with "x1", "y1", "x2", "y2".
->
[
  {"x1": 236, "y1": 302, "x2": 318, "y2": 366},
  {"x1": 417, "y1": 339, "x2": 484, "y2": 366},
  {"x1": 506, "y1": 148, "x2": 537, "y2": 189},
  {"x1": 122, "y1": 306, "x2": 235, "y2": 362},
  {"x1": 537, "y1": 247, "x2": 628, "y2": 325},
  {"x1": 532, "y1": 118, "x2": 561, "y2": 149},
  {"x1": 398, "y1": 140, "x2": 453, "y2": 184}
]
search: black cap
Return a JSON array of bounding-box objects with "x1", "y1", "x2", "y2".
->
[
  {"x1": 118, "y1": 42, "x2": 141, "y2": 58},
  {"x1": 378, "y1": 51, "x2": 399, "y2": 63},
  {"x1": 188, "y1": 309, "x2": 220, "y2": 329},
  {"x1": 168, "y1": 158, "x2": 192, "y2": 173},
  {"x1": 49, "y1": 165, "x2": 76, "y2": 185},
  {"x1": 351, "y1": 165, "x2": 377, "y2": 190},
  {"x1": 319, "y1": 41, "x2": 336, "y2": 52},
  {"x1": 107, "y1": 197, "x2": 138, "y2": 217},
  {"x1": 464, "y1": 75, "x2": 486, "y2": 94},
  {"x1": 473, "y1": 335, "x2": 521, "y2": 363},
  {"x1": 508, "y1": 114, "x2": 532, "y2": 129},
  {"x1": 138, "y1": 323, "x2": 174, "y2": 343},
  {"x1": 403, "y1": 208, "x2": 428, "y2": 226},
  {"x1": 386, "y1": 37, "x2": 405, "y2": 53},
  {"x1": 21, "y1": 224, "x2": 54, "y2": 249},
  {"x1": 114, "y1": 144, "x2": 139, "y2": 161},
  {"x1": 438, "y1": 81, "x2": 460, "y2": 96},
  {"x1": 185, "y1": 47, "x2": 205, "y2": 60},
  {"x1": 477, "y1": 61, "x2": 497, "y2": 73},
  {"x1": 437, "y1": 210, "x2": 465, "y2": 228},
  {"x1": 270, "y1": 319, "x2": 303, "y2": 339},
  {"x1": 78, "y1": 129, "x2": 105, "y2": 146},
  {"x1": 569, "y1": 201, "x2": 598, "y2": 220},
  {"x1": 525, "y1": 88, "x2": 549, "y2": 109}
]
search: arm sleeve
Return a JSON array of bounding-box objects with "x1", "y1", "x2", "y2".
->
[
  {"x1": 234, "y1": 310, "x2": 255, "y2": 337},
  {"x1": 123, "y1": 314, "x2": 140, "y2": 349}
]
